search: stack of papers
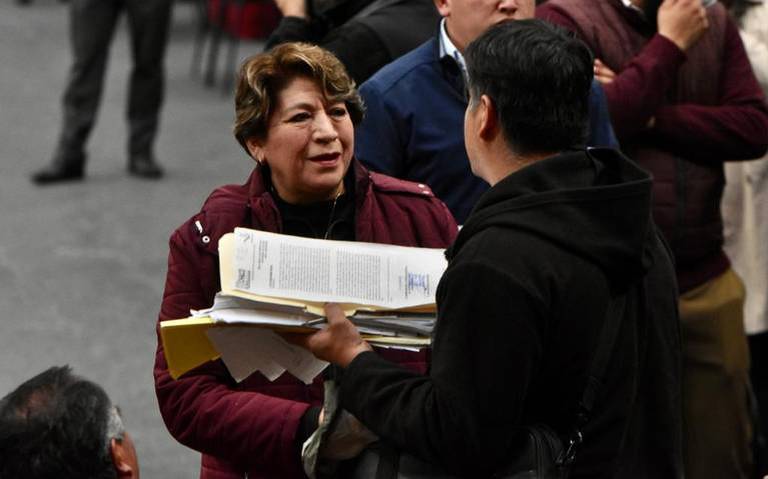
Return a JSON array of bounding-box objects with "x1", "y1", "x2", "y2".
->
[
  {"x1": 160, "y1": 228, "x2": 447, "y2": 383},
  {"x1": 192, "y1": 294, "x2": 436, "y2": 339}
]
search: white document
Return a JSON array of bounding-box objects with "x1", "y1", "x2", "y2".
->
[
  {"x1": 232, "y1": 228, "x2": 446, "y2": 309},
  {"x1": 206, "y1": 327, "x2": 328, "y2": 384},
  {"x1": 193, "y1": 294, "x2": 317, "y2": 327}
]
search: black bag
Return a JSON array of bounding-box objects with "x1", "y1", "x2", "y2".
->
[
  {"x1": 495, "y1": 424, "x2": 571, "y2": 479},
  {"x1": 346, "y1": 420, "x2": 572, "y2": 479},
  {"x1": 346, "y1": 296, "x2": 627, "y2": 479}
]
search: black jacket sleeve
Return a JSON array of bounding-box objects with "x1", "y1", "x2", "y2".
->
[
  {"x1": 338, "y1": 261, "x2": 546, "y2": 476},
  {"x1": 265, "y1": 16, "x2": 323, "y2": 50},
  {"x1": 265, "y1": 15, "x2": 388, "y2": 84}
]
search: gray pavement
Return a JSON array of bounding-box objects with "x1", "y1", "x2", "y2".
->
[{"x1": 0, "y1": 2, "x2": 264, "y2": 476}]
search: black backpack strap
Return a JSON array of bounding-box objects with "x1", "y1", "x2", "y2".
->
[
  {"x1": 583, "y1": 294, "x2": 627, "y2": 414},
  {"x1": 559, "y1": 293, "x2": 627, "y2": 465}
]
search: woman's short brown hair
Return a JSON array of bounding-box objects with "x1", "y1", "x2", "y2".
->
[{"x1": 233, "y1": 42, "x2": 365, "y2": 152}]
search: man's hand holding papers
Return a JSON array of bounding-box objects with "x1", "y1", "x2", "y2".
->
[{"x1": 286, "y1": 303, "x2": 373, "y2": 368}]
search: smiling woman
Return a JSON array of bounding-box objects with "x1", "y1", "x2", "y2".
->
[
  {"x1": 234, "y1": 44, "x2": 364, "y2": 206},
  {"x1": 245, "y1": 76, "x2": 353, "y2": 204},
  {"x1": 152, "y1": 43, "x2": 458, "y2": 479}
]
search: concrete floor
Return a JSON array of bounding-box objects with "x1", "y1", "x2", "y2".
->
[{"x1": 0, "y1": 2, "x2": 264, "y2": 476}]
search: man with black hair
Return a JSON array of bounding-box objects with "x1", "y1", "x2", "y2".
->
[
  {"x1": 298, "y1": 19, "x2": 683, "y2": 478},
  {"x1": 0, "y1": 366, "x2": 139, "y2": 479}
]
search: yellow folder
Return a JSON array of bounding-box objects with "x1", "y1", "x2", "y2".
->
[{"x1": 160, "y1": 317, "x2": 219, "y2": 380}]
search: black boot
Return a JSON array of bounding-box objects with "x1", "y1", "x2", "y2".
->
[
  {"x1": 128, "y1": 155, "x2": 163, "y2": 179},
  {"x1": 31, "y1": 156, "x2": 84, "y2": 185}
]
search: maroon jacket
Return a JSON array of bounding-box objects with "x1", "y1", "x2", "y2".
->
[
  {"x1": 538, "y1": 0, "x2": 768, "y2": 292},
  {"x1": 153, "y1": 161, "x2": 457, "y2": 479}
]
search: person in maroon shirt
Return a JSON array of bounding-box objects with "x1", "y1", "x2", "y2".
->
[
  {"x1": 152, "y1": 43, "x2": 457, "y2": 479},
  {"x1": 538, "y1": 1, "x2": 768, "y2": 478}
]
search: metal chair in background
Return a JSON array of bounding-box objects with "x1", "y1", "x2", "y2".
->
[{"x1": 191, "y1": 0, "x2": 280, "y2": 93}]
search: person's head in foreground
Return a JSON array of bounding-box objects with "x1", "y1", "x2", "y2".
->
[
  {"x1": 0, "y1": 366, "x2": 138, "y2": 479},
  {"x1": 463, "y1": 18, "x2": 593, "y2": 183},
  {"x1": 464, "y1": 20, "x2": 592, "y2": 185},
  {"x1": 234, "y1": 42, "x2": 365, "y2": 205}
]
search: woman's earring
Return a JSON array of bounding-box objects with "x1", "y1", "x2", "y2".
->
[{"x1": 245, "y1": 139, "x2": 264, "y2": 165}]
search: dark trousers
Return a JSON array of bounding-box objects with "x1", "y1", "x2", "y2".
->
[
  {"x1": 56, "y1": 0, "x2": 172, "y2": 166},
  {"x1": 749, "y1": 331, "x2": 768, "y2": 476}
]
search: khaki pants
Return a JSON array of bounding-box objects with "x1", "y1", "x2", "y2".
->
[{"x1": 680, "y1": 268, "x2": 753, "y2": 479}]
